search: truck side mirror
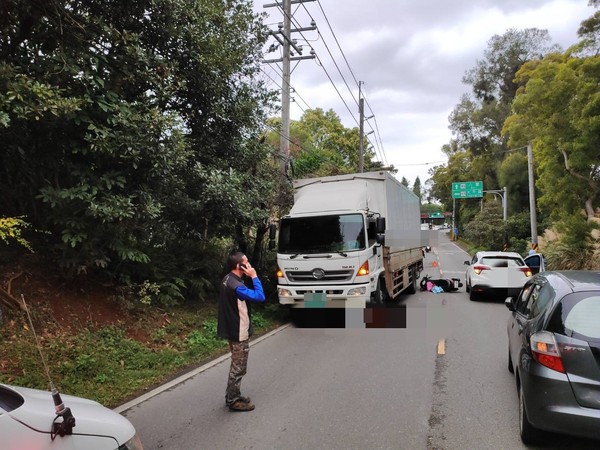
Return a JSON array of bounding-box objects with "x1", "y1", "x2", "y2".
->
[
  {"x1": 376, "y1": 217, "x2": 386, "y2": 234},
  {"x1": 376, "y1": 234, "x2": 385, "y2": 245},
  {"x1": 268, "y1": 224, "x2": 277, "y2": 250}
]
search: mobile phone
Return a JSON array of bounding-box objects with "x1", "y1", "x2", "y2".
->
[{"x1": 239, "y1": 263, "x2": 247, "y2": 270}]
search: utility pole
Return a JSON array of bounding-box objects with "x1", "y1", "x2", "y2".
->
[
  {"x1": 527, "y1": 143, "x2": 538, "y2": 251},
  {"x1": 358, "y1": 81, "x2": 375, "y2": 173},
  {"x1": 358, "y1": 81, "x2": 364, "y2": 173},
  {"x1": 280, "y1": 0, "x2": 291, "y2": 175},
  {"x1": 263, "y1": 0, "x2": 316, "y2": 176}
]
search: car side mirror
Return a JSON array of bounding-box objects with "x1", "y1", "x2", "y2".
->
[
  {"x1": 464, "y1": 260, "x2": 470, "y2": 265},
  {"x1": 504, "y1": 297, "x2": 516, "y2": 311}
]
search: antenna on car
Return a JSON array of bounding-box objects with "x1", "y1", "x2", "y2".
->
[{"x1": 21, "y1": 294, "x2": 76, "y2": 439}]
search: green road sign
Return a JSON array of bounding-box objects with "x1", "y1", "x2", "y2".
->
[{"x1": 452, "y1": 181, "x2": 483, "y2": 198}]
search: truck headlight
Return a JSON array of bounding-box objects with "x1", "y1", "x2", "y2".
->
[
  {"x1": 278, "y1": 288, "x2": 293, "y2": 297},
  {"x1": 347, "y1": 287, "x2": 367, "y2": 296},
  {"x1": 119, "y1": 433, "x2": 144, "y2": 450}
]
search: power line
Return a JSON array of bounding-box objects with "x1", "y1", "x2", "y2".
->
[
  {"x1": 315, "y1": 0, "x2": 359, "y2": 87},
  {"x1": 313, "y1": 1, "x2": 388, "y2": 167},
  {"x1": 262, "y1": 1, "x2": 389, "y2": 168},
  {"x1": 314, "y1": 53, "x2": 360, "y2": 127},
  {"x1": 266, "y1": 64, "x2": 313, "y2": 112}
]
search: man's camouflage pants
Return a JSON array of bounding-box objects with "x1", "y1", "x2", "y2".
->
[{"x1": 225, "y1": 339, "x2": 249, "y2": 405}]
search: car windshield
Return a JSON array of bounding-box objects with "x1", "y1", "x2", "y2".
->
[
  {"x1": 279, "y1": 213, "x2": 366, "y2": 254},
  {"x1": 480, "y1": 256, "x2": 524, "y2": 267}
]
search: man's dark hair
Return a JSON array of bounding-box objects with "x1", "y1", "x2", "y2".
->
[{"x1": 226, "y1": 251, "x2": 245, "y2": 272}]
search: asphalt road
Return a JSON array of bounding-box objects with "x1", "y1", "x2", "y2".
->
[{"x1": 119, "y1": 232, "x2": 598, "y2": 449}]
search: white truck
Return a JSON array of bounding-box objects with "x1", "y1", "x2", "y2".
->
[{"x1": 274, "y1": 171, "x2": 424, "y2": 308}]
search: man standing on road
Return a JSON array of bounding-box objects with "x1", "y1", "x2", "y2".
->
[{"x1": 217, "y1": 251, "x2": 266, "y2": 412}]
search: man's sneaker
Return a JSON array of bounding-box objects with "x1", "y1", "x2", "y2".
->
[{"x1": 229, "y1": 400, "x2": 255, "y2": 412}]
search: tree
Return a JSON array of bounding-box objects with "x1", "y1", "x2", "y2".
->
[
  {"x1": 432, "y1": 28, "x2": 559, "y2": 227},
  {"x1": 0, "y1": 1, "x2": 277, "y2": 292},
  {"x1": 504, "y1": 53, "x2": 600, "y2": 223},
  {"x1": 463, "y1": 201, "x2": 505, "y2": 250},
  {"x1": 497, "y1": 152, "x2": 529, "y2": 216},
  {"x1": 412, "y1": 177, "x2": 422, "y2": 202},
  {"x1": 266, "y1": 108, "x2": 380, "y2": 179}
]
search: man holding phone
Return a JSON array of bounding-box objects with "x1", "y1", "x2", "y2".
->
[{"x1": 217, "y1": 251, "x2": 266, "y2": 411}]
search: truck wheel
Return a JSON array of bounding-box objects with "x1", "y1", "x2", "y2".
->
[
  {"x1": 405, "y1": 267, "x2": 417, "y2": 295},
  {"x1": 373, "y1": 278, "x2": 388, "y2": 305}
]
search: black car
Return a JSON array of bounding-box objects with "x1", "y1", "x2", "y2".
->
[{"x1": 505, "y1": 271, "x2": 600, "y2": 444}]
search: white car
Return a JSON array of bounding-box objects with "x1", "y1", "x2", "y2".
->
[
  {"x1": 464, "y1": 251, "x2": 533, "y2": 301},
  {"x1": 0, "y1": 383, "x2": 143, "y2": 450}
]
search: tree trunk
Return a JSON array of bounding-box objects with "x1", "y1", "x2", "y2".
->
[{"x1": 251, "y1": 222, "x2": 269, "y2": 269}]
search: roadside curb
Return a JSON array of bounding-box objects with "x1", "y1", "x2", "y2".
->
[{"x1": 114, "y1": 323, "x2": 292, "y2": 414}]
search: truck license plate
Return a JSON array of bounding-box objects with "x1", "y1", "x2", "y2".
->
[{"x1": 304, "y1": 292, "x2": 326, "y2": 308}]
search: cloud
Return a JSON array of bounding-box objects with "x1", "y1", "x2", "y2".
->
[{"x1": 257, "y1": 0, "x2": 595, "y2": 187}]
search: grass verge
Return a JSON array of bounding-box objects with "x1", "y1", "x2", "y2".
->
[{"x1": 0, "y1": 302, "x2": 289, "y2": 408}]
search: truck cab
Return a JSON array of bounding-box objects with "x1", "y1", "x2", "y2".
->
[{"x1": 276, "y1": 210, "x2": 384, "y2": 308}]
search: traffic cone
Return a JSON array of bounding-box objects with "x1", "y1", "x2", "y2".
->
[{"x1": 432, "y1": 261, "x2": 438, "y2": 267}]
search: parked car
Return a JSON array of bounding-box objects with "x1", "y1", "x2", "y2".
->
[
  {"x1": 0, "y1": 383, "x2": 143, "y2": 450},
  {"x1": 464, "y1": 251, "x2": 533, "y2": 301},
  {"x1": 505, "y1": 271, "x2": 600, "y2": 444}
]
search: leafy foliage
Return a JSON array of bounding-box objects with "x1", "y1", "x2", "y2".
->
[
  {"x1": 266, "y1": 108, "x2": 384, "y2": 179},
  {"x1": 0, "y1": 216, "x2": 33, "y2": 251},
  {"x1": 463, "y1": 202, "x2": 506, "y2": 251},
  {"x1": 1, "y1": 1, "x2": 279, "y2": 290},
  {"x1": 431, "y1": 17, "x2": 600, "y2": 263},
  {"x1": 505, "y1": 53, "x2": 600, "y2": 223}
]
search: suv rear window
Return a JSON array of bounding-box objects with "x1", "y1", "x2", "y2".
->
[{"x1": 480, "y1": 257, "x2": 524, "y2": 267}]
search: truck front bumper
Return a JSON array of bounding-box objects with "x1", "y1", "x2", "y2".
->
[{"x1": 277, "y1": 283, "x2": 371, "y2": 308}]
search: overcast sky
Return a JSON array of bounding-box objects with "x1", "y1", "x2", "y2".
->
[{"x1": 255, "y1": 0, "x2": 595, "y2": 188}]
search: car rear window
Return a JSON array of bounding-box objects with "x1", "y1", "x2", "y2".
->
[
  {"x1": 548, "y1": 293, "x2": 600, "y2": 341},
  {"x1": 564, "y1": 296, "x2": 600, "y2": 339},
  {"x1": 480, "y1": 256, "x2": 524, "y2": 267}
]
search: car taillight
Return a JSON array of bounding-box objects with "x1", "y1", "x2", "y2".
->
[
  {"x1": 519, "y1": 267, "x2": 533, "y2": 277},
  {"x1": 473, "y1": 265, "x2": 490, "y2": 275},
  {"x1": 357, "y1": 261, "x2": 369, "y2": 276},
  {"x1": 531, "y1": 331, "x2": 565, "y2": 373}
]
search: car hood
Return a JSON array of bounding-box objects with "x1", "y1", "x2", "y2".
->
[{"x1": 1, "y1": 384, "x2": 135, "y2": 443}]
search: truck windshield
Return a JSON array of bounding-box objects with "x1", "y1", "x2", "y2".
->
[{"x1": 279, "y1": 213, "x2": 366, "y2": 254}]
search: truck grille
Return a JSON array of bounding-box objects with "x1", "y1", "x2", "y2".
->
[{"x1": 286, "y1": 269, "x2": 354, "y2": 282}]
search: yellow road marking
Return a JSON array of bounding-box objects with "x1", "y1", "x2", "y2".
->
[{"x1": 437, "y1": 339, "x2": 446, "y2": 355}]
